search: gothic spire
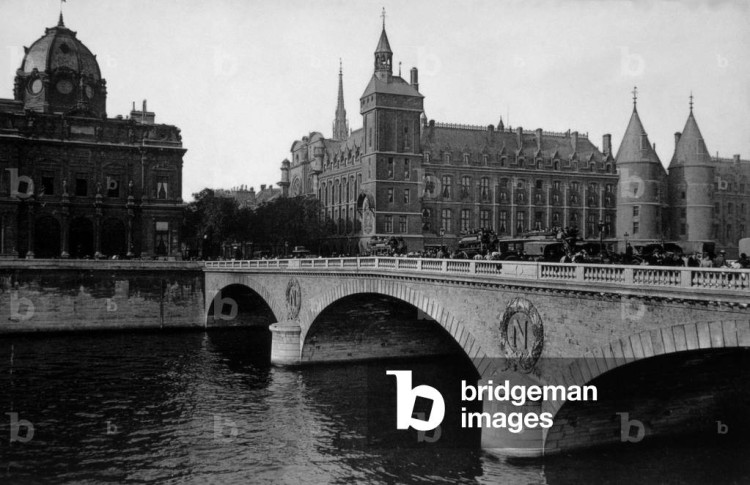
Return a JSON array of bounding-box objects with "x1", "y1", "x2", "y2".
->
[{"x1": 332, "y1": 59, "x2": 349, "y2": 141}]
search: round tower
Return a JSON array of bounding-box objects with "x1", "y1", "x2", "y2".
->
[
  {"x1": 279, "y1": 159, "x2": 290, "y2": 197},
  {"x1": 667, "y1": 96, "x2": 714, "y2": 252},
  {"x1": 615, "y1": 88, "x2": 668, "y2": 250}
]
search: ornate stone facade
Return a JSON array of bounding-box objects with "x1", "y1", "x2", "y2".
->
[{"x1": 0, "y1": 15, "x2": 185, "y2": 259}]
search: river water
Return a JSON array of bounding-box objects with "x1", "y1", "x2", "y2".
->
[{"x1": 0, "y1": 329, "x2": 747, "y2": 484}]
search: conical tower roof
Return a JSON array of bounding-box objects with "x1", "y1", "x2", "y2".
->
[
  {"x1": 375, "y1": 27, "x2": 392, "y2": 54},
  {"x1": 615, "y1": 106, "x2": 661, "y2": 165},
  {"x1": 670, "y1": 108, "x2": 711, "y2": 168}
]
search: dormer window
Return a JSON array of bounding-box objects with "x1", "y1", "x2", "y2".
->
[
  {"x1": 463, "y1": 153, "x2": 469, "y2": 165},
  {"x1": 443, "y1": 153, "x2": 451, "y2": 164}
]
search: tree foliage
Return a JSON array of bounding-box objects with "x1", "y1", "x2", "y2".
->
[{"x1": 182, "y1": 189, "x2": 325, "y2": 258}]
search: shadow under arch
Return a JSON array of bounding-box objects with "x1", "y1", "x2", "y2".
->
[
  {"x1": 299, "y1": 280, "x2": 491, "y2": 376},
  {"x1": 542, "y1": 319, "x2": 750, "y2": 454},
  {"x1": 206, "y1": 283, "x2": 278, "y2": 329}
]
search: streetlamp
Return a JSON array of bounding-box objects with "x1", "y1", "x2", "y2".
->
[
  {"x1": 284, "y1": 241, "x2": 289, "y2": 258},
  {"x1": 597, "y1": 220, "x2": 605, "y2": 257},
  {"x1": 439, "y1": 227, "x2": 445, "y2": 252}
]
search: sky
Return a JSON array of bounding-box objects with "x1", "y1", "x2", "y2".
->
[{"x1": 1, "y1": 0, "x2": 749, "y2": 201}]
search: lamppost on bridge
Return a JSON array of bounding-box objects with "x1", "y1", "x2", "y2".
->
[
  {"x1": 439, "y1": 227, "x2": 445, "y2": 252},
  {"x1": 284, "y1": 241, "x2": 289, "y2": 258},
  {"x1": 598, "y1": 220, "x2": 605, "y2": 257}
]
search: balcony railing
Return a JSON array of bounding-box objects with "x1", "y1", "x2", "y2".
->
[{"x1": 204, "y1": 258, "x2": 750, "y2": 295}]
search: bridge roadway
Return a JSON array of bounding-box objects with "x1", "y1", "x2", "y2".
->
[{"x1": 204, "y1": 257, "x2": 750, "y2": 456}]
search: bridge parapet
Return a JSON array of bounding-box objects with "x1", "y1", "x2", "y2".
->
[{"x1": 205, "y1": 258, "x2": 750, "y2": 303}]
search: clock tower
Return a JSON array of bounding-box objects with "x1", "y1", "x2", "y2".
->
[{"x1": 360, "y1": 18, "x2": 425, "y2": 248}]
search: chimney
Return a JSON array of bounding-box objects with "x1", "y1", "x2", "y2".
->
[
  {"x1": 734, "y1": 154, "x2": 741, "y2": 163},
  {"x1": 516, "y1": 127, "x2": 523, "y2": 148},
  {"x1": 535, "y1": 128, "x2": 542, "y2": 151},
  {"x1": 603, "y1": 134, "x2": 612, "y2": 155},
  {"x1": 488, "y1": 124, "x2": 494, "y2": 133},
  {"x1": 410, "y1": 67, "x2": 419, "y2": 91},
  {"x1": 674, "y1": 132, "x2": 681, "y2": 147},
  {"x1": 571, "y1": 131, "x2": 579, "y2": 151},
  {"x1": 261, "y1": 184, "x2": 266, "y2": 191}
]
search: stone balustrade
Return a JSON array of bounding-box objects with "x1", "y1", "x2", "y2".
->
[{"x1": 204, "y1": 258, "x2": 750, "y2": 296}]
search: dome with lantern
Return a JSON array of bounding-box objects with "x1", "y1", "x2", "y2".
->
[{"x1": 14, "y1": 13, "x2": 107, "y2": 118}]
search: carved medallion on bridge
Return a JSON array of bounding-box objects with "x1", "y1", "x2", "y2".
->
[
  {"x1": 285, "y1": 278, "x2": 302, "y2": 320},
  {"x1": 500, "y1": 297, "x2": 544, "y2": 372}
]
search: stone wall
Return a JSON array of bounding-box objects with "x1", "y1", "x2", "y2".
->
[{"x1": 0, "y1": 260, "x2": 204, "y2": 333}]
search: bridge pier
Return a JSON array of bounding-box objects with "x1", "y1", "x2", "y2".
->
[{"x1": 269, "y1": 321, "x2": 301, "y2": 366}]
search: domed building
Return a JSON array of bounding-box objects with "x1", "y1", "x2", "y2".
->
[{"x1": 0, "y1": 14, "x2": 186, "y2": 259}]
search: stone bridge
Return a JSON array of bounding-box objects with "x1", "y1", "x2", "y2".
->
[{"x1": 204, "y1": 257, "x2": 750, "y2": 457}]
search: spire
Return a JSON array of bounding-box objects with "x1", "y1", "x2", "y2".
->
[
  {"x1": 615, "y1": 90, "x2": 661, "y2": 165},
  {"x1": 58, "y1": 11, "x2": 65, "y2": 27},
  {"x1": 332, "y1": 59, "x2": 349, "y2": 141},
  {"x1": 374, "y1": 12, "x2": 393, "y2": 79},
  {"x1": 689, "y1": 91, "x2": 694, "y2": 113}
]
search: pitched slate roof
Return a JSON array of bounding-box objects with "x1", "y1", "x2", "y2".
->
[
  {"x1": 361, "y1": 74, "x2": 422, "y2": 98},
  {"x1": 670, "y1": 110, "x2": 711, "y2": 168}
]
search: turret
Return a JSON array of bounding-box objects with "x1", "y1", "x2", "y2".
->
[
  {"x1": 279, "y1": 159, "x2": 290, "y2": 197},
  {"x1": 615, "y1": 88, "x2": 667, "y2": 250},
  {"x1": 667, "y1": 95, "x2": 714, "y2": 249}
]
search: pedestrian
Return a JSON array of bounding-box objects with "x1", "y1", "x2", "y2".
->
[{"x1": 713, "y1": 250, "x2": 727, "y2": 268}]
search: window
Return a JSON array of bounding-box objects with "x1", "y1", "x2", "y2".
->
[
  {"x1": 726, "y1": 225, "x2": 732, "y2": 240},
  {"x1": 41, "y1": 171, "x2": 55, "y2": 196},
  {"x1": 387, "y1": 158, "x2": 394, "y2": 179},
  {"x1": 553, "y1": 193, "x2": 560, "y2": 205},
  {"x1": 680, "y1": 208, "x2": 686, "y2": 218},
  {"x1": 399, "y1": 216, "x2": 407, "y2": 233},
  {"x1": 536, "y1": 180, "x2": 543, "y2": 189},
  {"x1": 633, "y1": 206, "x2": 639, "y2": 217},
  {"x1": 553, "y1": 161, "x2": 559, "y2": 170},
  {"x1": 500, "y1": 191, "x2": 508, "y2": 203},
  {"x1": 106, "y1": 176, "x2": 119, "y2": 198},
  {"x1": 480, "y1": 210, "x2": 490, "y2": 228},
  {"x1": 516, "y1": 211, "x2": 526, "y2": 233},
  {"x1": 385, "y1": 215, "x2": 393, "y2": 233},
  {"x1": 604, "y1": 214, "x2": 612, "y2": 236},
  {"x1": 157, "y1": 176, "x2": 169, "y2": 199},
  {"x1": 424, "y1": 153, "x2": 431, "y2": 164},
  {"x1": 387, "y1": 188, "x2": 394, "y2": 203},
  {"x1": 681, "y1": 223, "x2": 686, "y2": 236},
  {"x1": 403, "y1": 189, "x2": 410, "y2": 204},
  {"x1": 553, "y1": 180, "x2": 561, "y2": 191},
  {"x1": 535, "y1": 193, "x2": 542, "y2": 204},
  {"x1": 460, "y1": 209, "x2": 471, "y2": 231},
  {"x1": 483, "y1": 154, "x2": 489, "y2": 165},
  {"x1": 404, "y1": 126, "x2": 410, "y2": 151},
  {"x1": 681, "y1": 191, "x2": 686, "y2": 200},
  {"x1": 75, "y1": 176, "x2": 87, "y2": 197},
  {"x1": 368, "y1": 127, "x2": 373, "y2": 148},
  {"x1": 463, "y1": 153, "x2": 470, "y2": 164},
  {"x1": 155, "y1": 221, "x2": 169, "y2": 256},
  {"x1": 442, "y1": 175, "x2": 452, "y2": 198},
  {"x1": 587, "y1": 214, "x2": 596, "y2": 236},
  {"x1": 499, "y1": 211, "x2": 508, "y2": 234},
  {"x1": 606, "y1": 184, "x2": 613, "y2": 193},
  {"x1": 480, "y1": 177, "x2": 490, "y2": 201},
  {"x1": 571, "y1": 182, "x2": 579, "y2": 192},
  {"x1": 441, "y1": 209, "x2": 452, "y2": 233},
  {"x1": 535, "y1": 212, "x2": 544, "y2": 230},
  {"x1": 728, "y1": 203, "x2": 734, "y2": 215},
  {"x1": 443, "y1": 152, "x2": 451, "y2": 164},
  {"x1": 552, "y1": 212, "x2": 560, "y2": 226},
  {"x1": 404, "y1": 159, "x2": 410, "y2": 180},
  {"x1": 461, "y1": 176, "x2": 471, "y2": 198},
  {"x1": 500, "y1": 178, "x2": 509, "y2": 188},
  {"x1": 633, "y1": 221, "x2": 639, "y2": 235}
]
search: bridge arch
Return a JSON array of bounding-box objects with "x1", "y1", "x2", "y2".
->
[
  {"x1": 206, "y1": 277, "x2": 284, "y2": 327},
  {"x1": 299, "y1": 279, "x2": 492, "y2": 374},
  {"x1": 543, "y1": 319, "x2": 750, "y2": 452}
]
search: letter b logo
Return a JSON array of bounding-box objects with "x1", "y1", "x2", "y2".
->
[{"x1": 387, "y1": 370, "x2": 445, "y2": 432}]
